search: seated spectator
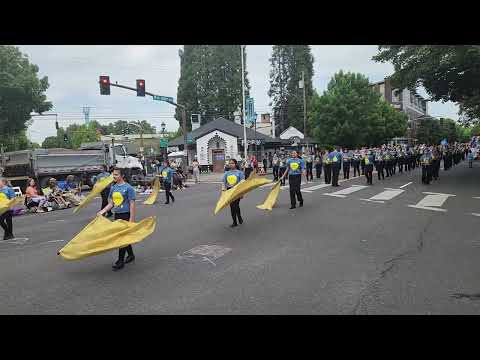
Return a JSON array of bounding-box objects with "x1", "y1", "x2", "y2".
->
[
  {"x1": 62, "y1": 175, "x2": 84, "y2": 206},
  {"x1": 46, "y1": 178, "x2": 71, "y2": 209},
  {"x1": 25, "y1": 179, "x2": 47, "y2": 213}
]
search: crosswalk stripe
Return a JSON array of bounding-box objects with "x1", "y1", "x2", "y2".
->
[
  {"x1": 323, "y1": 185, "x2": 368, "y2": 198},
  {"x1": 407, "y1": 192, "x2": 455, "y2": 212},
  {"x1": 302, "y1": 183, "x2": 332, "y2": 193},
  {"x1": 368, "y1": 188, "x2": 405, "y2": 201}
]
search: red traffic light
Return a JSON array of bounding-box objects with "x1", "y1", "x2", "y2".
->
[
  {"x1": 136, "y1": 79, "x2": 146, "y2": 96},
  {"x1": 99, "y1": 75, "x2": 110, "y2": 95}
]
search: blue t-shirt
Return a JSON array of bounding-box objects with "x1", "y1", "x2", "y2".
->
[
  {"x1": 64, "y1": 182, "x2": 78, "y2": 191},
  {"x1": 286, "y1": 158, "x2": 305, "y2": 176},
  {"x1": 328, "y1": 151, "x2": 343, "y2": 164},
  {"x1": 108, "y1": 183, "x2": 136, "y2": 214},
  {"x1": 0, "y1": 186, "x2": 15, "y2": 201},
  {"x1": 223, "y1": 169, "x2": 245, "y2": 189},
  {"x1": 159, "y1": 166, "x2": 175, "y2": 183}
]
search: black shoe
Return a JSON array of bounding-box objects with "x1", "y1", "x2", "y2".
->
[
  {"x1": 112, "y1": 260, "x2": 124, "y2": 271},
  {"x1": 238, "y1": 217, "x2": 243, "y2": 225},
  {"x1": 125, "y1": 255, "x2": 135, "y2": 264},
  {"x1": 165, "y1": 202, "x2": 169, "y2": 204},
  {"x1": 289, "y1": 205, "x2": 296, "y2": 209},
  {"x1": 230, "y1": 223, "x2": 238, "y2": 228},
  {"x1": 299, "y1": 202, "x2": 303, "y2": 207}
]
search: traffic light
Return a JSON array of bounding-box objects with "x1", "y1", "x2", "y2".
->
[
  {"x1": 136, "y1": 79, "x2": 145, "y2": 97},
  {"x1": 99, "y1": 76, "x2": 110, "y2": 95}
]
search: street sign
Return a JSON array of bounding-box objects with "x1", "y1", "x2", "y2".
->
[
  {"x1": 160, "y1": 138, "x2": 168, "y2": 148},
  {"x1": 187, "y1": 134, "x2": 194, "y2": 144},
  {"x1": 153, "y1": 95, "x2": 174, "y2": 103},
  {"x1": 246, "y1": 97, "x2": 256, "y2": 124}
]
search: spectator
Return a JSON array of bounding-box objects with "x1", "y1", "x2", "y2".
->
[{"x1": 25, "y1": 179, "x2": 47, "y2": 213}]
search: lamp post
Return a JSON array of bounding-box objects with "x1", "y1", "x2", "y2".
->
[
  {"x1": 241, "y1": 45, "x2": 248, "y2": 162},
  {"x1": 161, "y1": 121, "x2": 167, "y2": 162}
]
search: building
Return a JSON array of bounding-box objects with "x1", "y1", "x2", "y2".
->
[
  {"x1": 255, "y1": 113, "x2": 276, "y2": 138},
  {"x1": 371, "y1": 77, "x2": 429, "y2": 144},
  {"x1": 168, "y1": 117, "x2": 318, "y2": 172}
]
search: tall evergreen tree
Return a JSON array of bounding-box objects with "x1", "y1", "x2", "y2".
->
[
  {"x1": 175, "y1": 45, "x2": 250, "y2": 132},
  {"x1": 268, "y1": 45, "x2": 314, "y2": 136}
]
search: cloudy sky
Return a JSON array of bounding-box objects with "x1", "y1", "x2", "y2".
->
[{"x1": 18, "y1": 45, "x2": 460, "y2": 144}]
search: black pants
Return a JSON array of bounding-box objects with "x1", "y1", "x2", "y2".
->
[
  {"x1": 100, "y1": 187, "x2": 112, "y2": 216},
  {"x1": 332, "y1": 164, "x2": 341, "y2": 186},
  {"x1": 289, "y1": 174, "x2": 303, "y2": 207},
  {"x1": 375, "y1": 162, "x2": 385, "y2": 180},
  {"x1": 324, "y1": 164, "x2": 332, "y2": 184},
  {"x1": 164, "y1": 182, "x2": 175, "y2": 203},
  {"x1": 273, "y1": 166, "x2": 279, "y2": 181},
  {"x1": 343, "y1": 162, "x2": 350, "y2": 179},
  {"x1": 422, "y1": 165, "x2": 432, "y2": 184},
  {"x1": 315, "y1": 164, "x2": 322, "y2": 178},
  {"x1": 306, "y1": 162, "x2": 313, "y2": 181},
  {"x1": 432, "y1": 160, "x2": 440, "y2": 180},
  {"x1": 365, "y1": 164, "x2": 373, "y2": 185},
  {"x1": 361, "y1": 160, "x2": 365, "y2": 175},
  {"x1": 279, "y1": 167, "x2": 287, "y2": 185},
  {"x1": 245, "y1": 167, "x2": 252, "y2": 179},
  {"x1": 0, "y1": 210, "x2": 13, "y2": 238},
  {"x1": 229, "y1": 198, "x2": 242, "y2": 225},
  {"x1": 115, "y1": 212, "x2": 134, "y2": 261},
  {"x1": 353, "y1": 161, "x2": 360, "y2": 177}
]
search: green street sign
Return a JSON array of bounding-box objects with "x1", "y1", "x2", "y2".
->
[
  {"x1": 160, "y1": 138, "x2": 168, "y2": 148},
  {"x1": 153, "y1": 95, "x2": 174, "y2": 103}
]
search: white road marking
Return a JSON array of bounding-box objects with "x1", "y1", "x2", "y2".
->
[
  {"x1": 400, "y1": 182, "x2": 412, "y2": 188},
  {"x1": 323, "y1": 185, "x2": 368, "y2": 198},
  {"x1": 301, "y1": 183, "x2": 332, "y2": 193},
  {"x1": 473, "y1": 197, "x2": 480, "y2": 200},
  {"x1": 408, "y1": 192, "x2": 455, "y2": 212},
  {"x1": 180, "y1": 244, "x2": 231, "y2": 261},
  {"x1": 368, "y1": 188, "x2": 405, "y2": 201},
  {"x1": 45, "y1": 240, "x2": 65, "y2": 243},
  {"x1": 471, "y1": 213, "x2": 480, "y2": 217},
  {"x1": 360, "y1": 198, "x2": 385, "y2": 204}
]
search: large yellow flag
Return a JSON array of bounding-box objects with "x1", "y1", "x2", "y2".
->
[
  {"x1": 73, "y1": 174, "x2": 114, "y2": 214},
  {"x1": 58, "y1": 215, "x2": 156, "y2": 260},
  {"x1": 143, "y1": 177, "x2": 160, "y2": 205},
  {"x1": 256, "y1": 181, "x2": 281, "y2": 211},
  {"x1": 214, "y1": 174, "x2": 271, "y2": 215},
  {"x1": 0, "y1": 196, "x2": 25, "y2": 216}
]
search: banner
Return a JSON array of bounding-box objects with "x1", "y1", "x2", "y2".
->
[
  {"x1": 256, "y1": 181, "x2": 281, "y2": 211},
  {"x1": 214, "y1": 173, "x2": 271, "y2": 215},
  {"x1": 0, "y1": 196, "x2": 25, "y2": 216},
  {"x1": 73, "y1": 175, "x2": 114, "y2": 214},
  {"x1": 58, "y1": 215, "x2": 156, "y2": 260},
  {"x1": 143, "y1": 177, "x2": 160, "y2": 205}
]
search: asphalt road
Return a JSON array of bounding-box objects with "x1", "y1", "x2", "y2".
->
[{"x1": 1, "y1": 159, "x2": 480, "y2": 314}]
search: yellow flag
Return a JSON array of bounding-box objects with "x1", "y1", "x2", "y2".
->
[
  {"x1": 143, "y1": 177, "x2": 161, "y2": 205},
  {"x1": 214, "y1": 175, "x2": 271, "y2": 215},
  {"x1": 256, "y1": 181, "x2": 281, "y2": 211},
  {"x1": 58, "y1": 215, "x2": 156, "y2": 260},
  {"x1": 73, "y1": 174, "x2": 114, "y2": 214},
  {"x1": 0, "y1": 196, "x2": 25, "y2": 216}
]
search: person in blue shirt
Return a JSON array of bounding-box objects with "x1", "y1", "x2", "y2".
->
[
  {"x1": 98, "y1": 168, "x2": 137, "y2": 271},
  {"x1": 328, "y1": 146, "x2": 343, "y2": 187},
  {"x1": 364, "y1": 150, "x2": 375, "y2": 185},
  {"x1": 159, "y1": 160, "x2": 175, "y2": 204},
  {"x1": 342, "y1": 148, "x2": 352, "y2": 180},
  {"x1": 280, "y1": 150, "x2": 307, "y2": 209},
  {"x1": 96, "y1": 165, "x2": 113, "y2": 218},
  {"x1": 0, "y1": 177, "x2": 16, "y2": 240},
  {"x1": 420, "y1": 149, "x2": 433, "y2": 185},
  {"x1": 222, "y1": 159, "x2": 245, "y2": 227}
]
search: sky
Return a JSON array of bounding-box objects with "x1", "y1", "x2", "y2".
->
[{"x1": 17, "y1": 45, "x2": 460, "y2": 144}]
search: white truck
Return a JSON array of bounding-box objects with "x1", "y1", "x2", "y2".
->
[{"x1": 0, "y1": 142, "x2": 144, "y2": 189}]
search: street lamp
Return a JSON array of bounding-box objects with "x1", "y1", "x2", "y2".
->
[{"x1": 161, "y1": 121, "x2": 167, "y2": 161}]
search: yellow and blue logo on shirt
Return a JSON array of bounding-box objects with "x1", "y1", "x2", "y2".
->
[
  {"x1": 112, "y1": 191, "x2": 124, "y2": 207},
  {"x1": 290, "y1": 162, "x2": 299, "y2": 171},
  {"x1": 0, "y1": 193, "x2": 7, "y2": 201},
  {"x1": 227, "y1": 174, "x2": 238, "y2": 186}
]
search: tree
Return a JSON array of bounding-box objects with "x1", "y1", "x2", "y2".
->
[
  {"x1": 42, "y1": 136, "x2": 60, "y2": 149},
  {"x1": 0, "y1": 46, "x2": 52, "y2": 150},
  {"x1": 309, "y1": 71, "x2": 408, "y2": 148},
  {"x1": 373, "y1": 46, "x2": 480, "y2": 122},
  {"x1": 416, "y1": 118, "x2": 442, "y2": 145},
  {"x1": 269, "y1": 45, "x2": 314, "y2": 135},
  {"x1": 175, "y1": 45, "x2": 250, "y2": 131}
]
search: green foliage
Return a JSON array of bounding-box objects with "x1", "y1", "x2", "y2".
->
[
  {"x1": 94, "y1": 120, "x2": 156, "y2": 135},
  {"x1": 416, "y1": 117, "x2": 471, "y2": 144},
  {"x1": 373, "y1": 45, "x2": 480, "y2": 122},
  {"x1": 309, "y1": 71, "x2": 408, "y2": 148},
  {"x1": 269, "y1": 45, "x2": 314, "y2": 135},
  {"x1": 175, "y1": 45, "x2": 250, "y2": 130},
  {"x1": 0, "y1": 45, "x2": 52, "y2": 147},
  {"x1": 42, "y1": 136, "x2": 60, "y2": 149},
  {"x1": 2, "y1": 131, "x2": 37, "y2": 151}
]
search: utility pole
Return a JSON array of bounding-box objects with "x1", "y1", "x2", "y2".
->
[
  {"x1": 300, "y1": 71, "x2": 308, "y2": 152},
  {"x1": 241, "y1": 45, "x2": 248, "y2": 161},
  {"x1": 83, "y1": 106, "x2": 90, "y2": 125}
]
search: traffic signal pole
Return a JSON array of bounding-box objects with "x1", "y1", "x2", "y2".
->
[{"x1": 102, "y1": 80, "x2": 188, "y2": 178}]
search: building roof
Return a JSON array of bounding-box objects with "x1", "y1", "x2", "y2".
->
[{"x1": 169, "y1": 117, "x2": 279, "y2": 146}]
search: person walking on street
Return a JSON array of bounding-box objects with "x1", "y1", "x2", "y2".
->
[
  {"x1": 0, "y1": 177, "x2": 16, "y2": 240},
  {"x1": 97, "y1": 168, "x2": 136, "y2": 271},
  {"x1": 305, "y1": 150, "x2": 314, "y2": 181},
  {"x1": 272, "y1": 153, "x2": 280, "y2": 181},
  {"x1": 159, "y1": 160, "x2": 175, "y2": 204},
  {"x1": 279, "y1": 155, "x2": 287, "y2": 186},
  {"x1": 342, "y1": 148, "x2": 351, "y2": 180},
  {"x1": 364, "y1": 150, "x2": 375, "y2": 185},
  {"x1": 468, "y1": 148, "x2": 474, "y2": 168},
  {"x1": 323, "y1": 151, "x2": 332, "y2": 184},
  {"x1": 314, "y1": 151, "x2": 323, "y2": 179},
  {"x1": 281, "y1": 150, "x2": 307, "y2": 209},
  {"x1": 222, "y1": 159, "x2": 245, "y2": 227},
  {"x1": 328, "y1": 146, "x2": 343, "y2": 187},
  {"x1": 352, "y1": 150, "x2": 361, "y2": 177},
  {"x1": 421, "y1": 148, "x2": 433, "y2": 185},
  {"x1": 375, "y1": 149, "x2": 385, "y2": 181},
  {"x1": 192, "y1": 157, "x2": 200, "y2": 183}
]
